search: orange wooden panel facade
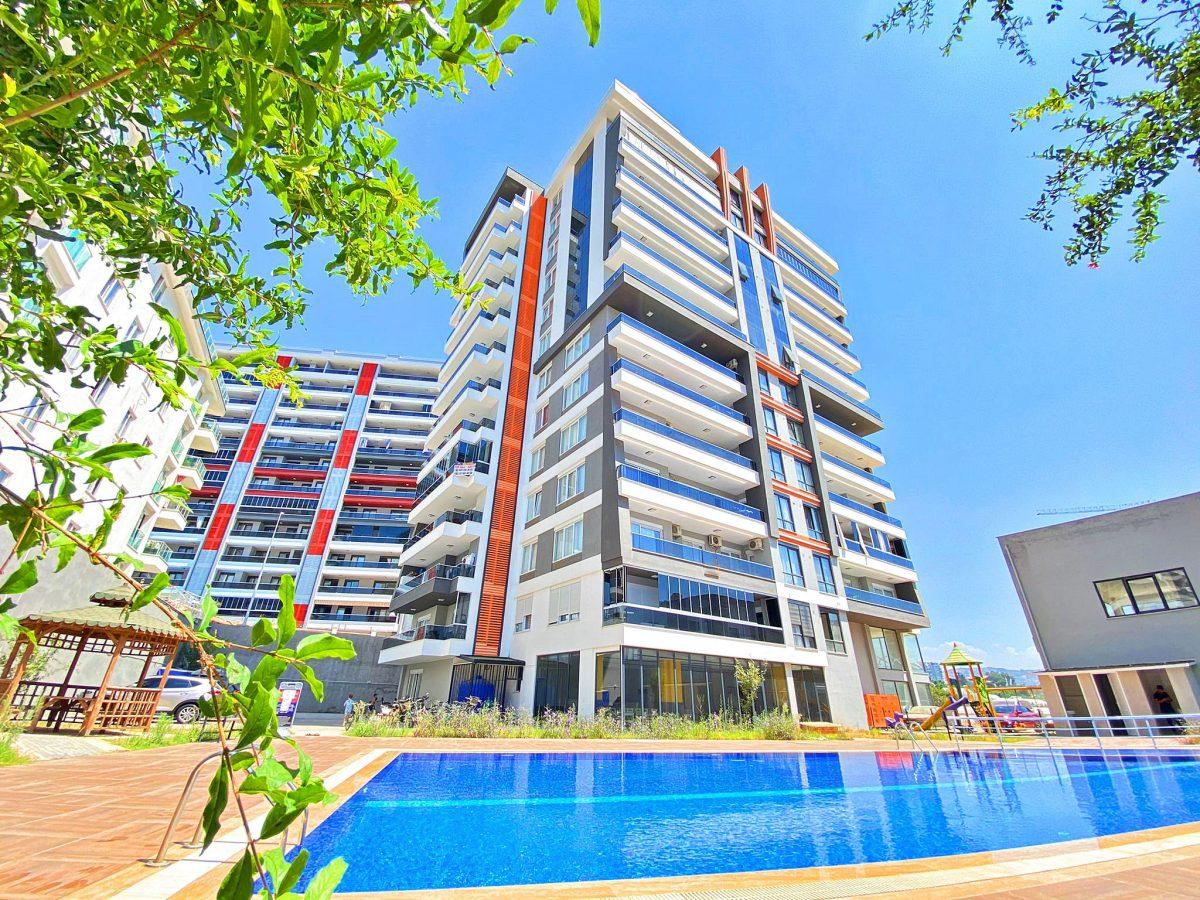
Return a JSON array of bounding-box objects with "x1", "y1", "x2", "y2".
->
[{"x1": 473, "y1": 193, "x2": 547, "y2": 657}]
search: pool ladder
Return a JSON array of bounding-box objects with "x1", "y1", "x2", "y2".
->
[{"x1": 893, "y1": 722, "x2": 940, "y2": 754}]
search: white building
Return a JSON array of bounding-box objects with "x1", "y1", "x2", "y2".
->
[
  {"x1": 0, "y1": 232, "x2": 226, "y2": 577},
  {"x1": 1000, "y1": 493, "x2": 1200, "y2": 723},
  {"x1": 382, "y1": 83, "x2": 934, "y2": 726}
]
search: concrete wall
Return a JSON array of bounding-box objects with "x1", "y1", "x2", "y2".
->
[{"x1": 1001, "y1": 493, "x2": 1200, "y2": 671}]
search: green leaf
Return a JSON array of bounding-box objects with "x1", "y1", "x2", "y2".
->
[
  {"x1": 199, "y1": 592, "x2": 218, "y2": 632},
  {"x1": 499, "y1": 35, "x2": 532, "y2": 54},
  {"x1": 216, "y1": 848, "x2": 255, "y2": 900},
  {"x1": 0, "y1": 560, "x2": 38, "y2": 595},
  {"x1": 235, "y1": 685, "x2": 276, "y2": 749},
  {"x1": 86, "y1": 443, "x2": 152, "y2": 465},
  {"x1": 294, "y1": 633, "x2": 355, "y2": 662},
  {"x1": 130, "y1": 572, "x2": 170, "y2": 612},
  {"x1": 290, "y1": 659, "x2": 325, "y2": 704},
  {"x1": 277, "y1": 574, "x2": 296, "y2": 647},
  {"x1": 303, "y1": 857, "x2": 347, "y2": 900},
  {"x1": 575, "y1": 0, "x2": 600, "y2": 45},
  {"x1": 545, "y1": 0, "x2": 559, "y2": 12},
  {"x1": 67, "y1": 408, "x2": 105, "y2": 431},
  {"x1": 201, "y1": 761, "x2": 230, "y2": 849},
  {"x1": 279, "y1": 848, "x2": 310, "y2": 895},
  {"x1": 250, "y1": 616, "x2": 278, "y2": 647}
]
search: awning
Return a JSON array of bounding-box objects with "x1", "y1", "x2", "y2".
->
[
  {"x1": 1038, "y1": 660, "x2": 1195, "y2": 676},
  {"x1": 454, "y1": 655, "x2": 526, "y2": 667}
]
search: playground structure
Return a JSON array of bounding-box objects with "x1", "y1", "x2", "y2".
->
[{"x1": 939, "y1": 645, "x2": 997, "y2": 722}]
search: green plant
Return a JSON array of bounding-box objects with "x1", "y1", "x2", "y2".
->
[
  {"x1": 733, "y1": 659, "x2": 765, "y2": 722},
  {"x1": 0, "y1": 717, "x2": 29, "y2": 766},
  {"x1": 868, "y1": 1, "x2": 1200, "y2": 265}
]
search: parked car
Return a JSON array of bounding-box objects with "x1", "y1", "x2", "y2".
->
[
  {"x1": 993, "y1": 701, "x2": 1049, "y2": 731},
  {"x1": 138, "y1": 670, "x2": 214, "y2": 723}
]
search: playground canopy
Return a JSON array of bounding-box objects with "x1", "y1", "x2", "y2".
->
[{"x1": 0, "y1": 589, "x2": 185, "y2": 735}]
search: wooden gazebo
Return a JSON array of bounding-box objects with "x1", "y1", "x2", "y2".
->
[{"x1": 0, "y1": 590, "x2": 186, "y2": 735}]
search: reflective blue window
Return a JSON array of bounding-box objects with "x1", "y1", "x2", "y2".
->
[
  {"x1": 761, "y1": 257, "x2": 793, "y2": 362},
  {"x1": 735, "y1": 236, "x2": 768, "y2": 354},
  {"x1": 775, "y1": 493, "x2": 795, "y2": 531},
  {"x1": 781, "y1": 545, "x2": 805, "y2": 587},
  {"x1": 565, "y1": 148, "x2": 594, "y2": 326},
  {"x1": 768, "y1": 448, "x2": 786, "y2": 480}
]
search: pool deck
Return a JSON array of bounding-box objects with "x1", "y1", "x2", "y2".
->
[{"x1": 1, "y1": 735, "x2": 1199, "y2": 898}]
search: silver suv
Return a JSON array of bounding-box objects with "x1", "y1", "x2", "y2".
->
[{"x1": 139, "y1": 671, "x2": 212, "y2": 723}]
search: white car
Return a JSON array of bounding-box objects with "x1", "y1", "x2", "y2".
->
[{"x1": 140, "y1": 671, "x2": 213, "y2": 723}]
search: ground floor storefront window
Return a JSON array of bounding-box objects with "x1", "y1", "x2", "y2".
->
[
  {"x1": 792, "y1": 665, "x2": 831, "y2": 722},
  {"x1": 594, "y1": 646, "x2": 788, "y2": 721}
]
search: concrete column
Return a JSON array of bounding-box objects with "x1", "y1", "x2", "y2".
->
[
  {"x1": 1078, "y1": 672, "x2": 1106, "y2": 718},
  {"x1": 577, "y1": 648, "x2": 596, "y2": 719},
  {"x1": 783, "y1": 664, "x2": 799, "y2": 719},
  {"x1": 1114, "y1": 670, "x2": 1153, "y2": 715},
  {"x1": 1166, "y1": 666, "x2": 1200, "y2": 714},
  {"x1": 1039, "y1": 673, "x2": 1067, "y2": 720}
]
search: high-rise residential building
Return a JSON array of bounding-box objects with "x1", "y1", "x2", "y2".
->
[
  {"x1": 155, "y1": 347, "x2": 439, "y2": 633},
  {"x1": 0, "y1": 233, "x2": 226, "y2": 577},
  {"x1": 384, "y1": 82, "x2": 932, "y2": 726}
]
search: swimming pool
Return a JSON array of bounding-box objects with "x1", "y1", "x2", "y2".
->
[{"x1": 289, "y1": 749, "x2": 1200, "y2": 892}]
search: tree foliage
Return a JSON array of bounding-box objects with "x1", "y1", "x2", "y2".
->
[
  {"x1": 0, "y1": 1, "x2": 601, "y2": 895},
  {"x1": 868, "y1": 1, "x2": 1200, "y2": 264}
]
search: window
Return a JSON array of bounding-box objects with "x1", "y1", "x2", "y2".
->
[
  {"x1": 514, "y1": 595, "x2": 532, "y2": 632},
  {"x1": 520, "y1": 542, "x2": 537, "y2": 574},
  {"x1": 758, "y1": 370, "x2": 772, "y2": 396},
  {"x1": 1095, "y1": 568, "x2": 1197, "y2": 617},
  {"x1": 91, "y1": 377, "x2": 112, "y2": 402},
  {"x1": 763, "y1": 407, "x2": 779, "y2": 437},
  {"x1": 18, "y1": 399, "x2": 49, "y2": 431},
  {"x1": 530, "y1": 445, "x2": 545, "y2": 473},
  {"x1": 774, "y1": 493, "x2": 795, "y2": 531},
  {"x1": 881, "y1": 678, "x2": 914, "y2": 707},
  {"x1": 780, "y1": 544, "x2": 805, "y2": 587},
  {"x1": 788, "y1": 600, "x2": 817, "y2": 649},
  {"x1": 534, "y1": 404, "x2": 550, "y2": 431},
  {"x1": 631, "y1": 521, "x2": 662, "y2": 544},
  {"x1": 869, "y1": 626, "x2": 905, "y2": 670},
  {"x1": 565, "y1": 331, "x2": 590, "y2": 366},
  {"x1": 556, "y1": 462, "x2": 586, "y2": 504},
  {"x1": 768, "y1": 448, "x2": 786, "y2": 481},
  {"x1": 787, "y1": 417, "x2": 806, "y2": 446},
  {"x1": 537, "y1": 331, "x2": 553, "y2": 357},
  {"x1": 526, "y1": 489, "x2": 542, "y2": 522},
  {"x1": 535, "y1": 369, "x2": 551, "y2": 396},
  {"x1": 117, "y1": 411, "x2": 135, "y2": 438},
  {"x1": 561, "y1": 370, "x2": 588, "y2": 409},
  {"x1": 548, "y1": 581, "x2": 581, "y2": 624},
  {"x1": 795, "y1": 458, "x2": 816, "y2": 492},
  {"x1": 820, "y1": 608, "x2": 847, "y2": 653},
  {"x1": 533, "y1": 651, "x2": 580, "y2": 714},
  {"x1": 560, "y1": 414, "x2": 587, "y2": 452},
  {"x1": 814, "y1": 554, "x2": 837, "y2": 594},
  {"x1": 552, "y1": 520, "x2": 584, "y2": 561},
  {"x1": 803, "y1": 505, "x2": 826, "y2": 541},
  {"x1": 903, "y1": 633, "x2": 926, "y2": 671},
  {"x1": 99, "y1": 277, "x2": 123, "y2": 308}
]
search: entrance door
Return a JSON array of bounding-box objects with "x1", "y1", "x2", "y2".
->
[
  {"x1": 1093, "y1": 673, "x2": 1128, "y2": 735},
  {"x1": 1055, "y1": 675, "x2": 1094, "y2": 735}
]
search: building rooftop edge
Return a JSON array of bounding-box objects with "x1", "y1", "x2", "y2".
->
[{"x1": 997, "y1": 492, "x2": 1200, "y2": 544}]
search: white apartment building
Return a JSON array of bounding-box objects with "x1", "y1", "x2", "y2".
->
[
  {"x1": 383, "y1": 83, "x2": 933, "y2": 726},
  {"x1": 154, "y1": 347, "x2": 439, "y2": 634},
  {"x1": 0, "y1": 232, "x2": 226, "y2": 576}
]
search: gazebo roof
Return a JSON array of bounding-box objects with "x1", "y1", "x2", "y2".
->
[
  {"x1": 942, "y1": 644, "x2": 982, "y2": 666},
  {"x1": 21, "y1": 596, "x2": 183, "y2": 642}
]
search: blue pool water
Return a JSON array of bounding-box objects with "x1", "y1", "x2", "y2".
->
[{"x1": 290, "y1": 750, "x2": 1200, "y2": 892}]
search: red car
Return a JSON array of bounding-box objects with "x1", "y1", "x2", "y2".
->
[{"x1": 993, "y1": 701, "x2": 1049, "y2": 731}]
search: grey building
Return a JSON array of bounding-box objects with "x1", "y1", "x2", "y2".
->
[{"x1": 999, "y1": 493, "x2": 1200, "y2": 723}]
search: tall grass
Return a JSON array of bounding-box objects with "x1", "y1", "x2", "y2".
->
[
  {"x1": 113, "y1": 714, "x2": 209, "y2": 750},
  {"x1": 0, "y1": 719, "x2": 29, "y2": 766},
  {"x1": 345, "y1": 704, "x2": 850, "y2": 741}
]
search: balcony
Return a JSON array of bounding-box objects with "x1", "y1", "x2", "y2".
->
[
  {"x1": 152, "y1": 495, "x2": 190, "y2": 531},
  {"x1": 392, "y1": 563, "x2": 476, "y2": 615},
  {"x1": 379, "y1": 621, "x2": 470, "y2": 664},
  {"x1": 397, "y1": 510, "x2": 484, "y2": 567},
  {"x1": 844, "y1": 585, "x2": 924, "y2": 620},
  {"x1": 831, "y1": 494, "x2": 905, "y2": 536},
  {"x1": 788, "y1": 312, "x2": 859, "y2": 374},
  {"x1": 463, "y1": 220, "x2": 522, "y2": 280},
  {"x1": 630, "y1": 532, "x2": 773, "y2": 581},
  {"x1": 604, "y1": 266, "x2": 746, "y2": 342},
  {"x1": 614, "y1": 410, "x2": 759, "y2": 494},
  {"x1": 603, "y1": 604, "x2": 785, "y2": 645},
  {"x1": 409, "y1": 460, "x2": 491, "y2": 526},
  {"x1": 820, "y1": 452, "x2": 894, "y2": 504},
  {"x1": 309, "y1": 611, "x2": 398, "y2": 626},
  {"x1": 433, "y1": 342, "x2": 507, "y2": 417},
  {"x1": 617, "y1": 464, "x2": 767, "y2": 541},
  {"x1": 444, "y1": 301, "x2": 512, "y2": 370},
  {"x1": 315, "y1": 585, "x2": 395, "y2": 598},
  {"x1": 838, "y1": 536, "x2": 916, "y2": 580},
  {"x1": 784, "y1": 286, "x2": 852, "y2": 346},
  {"x1": 128, "y1": 533, "x2": 171, "y2": 574},
  {"x1": 618, "y1": 133, "x2": 725, "y2": 226},
  {"x1": 189, "y1": 419, "x2": 221, "y2": 455},
  {"x1": 610, "y1": 360, "x2": 752, "y2": 446},
  {"x1": 814, "y1": 415, "x2": 885, "y2": 469},
  {"x1": 324, "y1": 558, "x2": 400, "y2": 572},
  {"x1": 607, "y1": 234, "x2": 738, "y2": 326},
  {"x1": 804, "y1": 370, "x2": 881, "y2": 426},
  {"x1": 615, "y1": 170, "x2": 729, "y2": 263},
  {"x1": 174, "y1": 456, "x2": 207, "y2": 492},
  {"x1": 426, "y1": 378, "x2": 502, "y2": 450},
  {"x1": 606, "y1": 315, "x2": 744, "y2": 403}
]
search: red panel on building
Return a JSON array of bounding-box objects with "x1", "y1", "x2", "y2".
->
[
  {"x1": 333, "y1": 430, "x2": 358, "y2": 469},
  {"x1": 340, "y1": 494, "x2": 413, "y2": 509},
  {"x1": 348, "y1": 472, "x2": 416, "y2": 487},
  {"x1": 355, "y1": 362, "x2": 379, "y2": 396},
  {"x1": 202, "y1": 503, "x2": 237, "y2": 551},
  {"x1": 235, "y1": 423, "x2": 267, "y2": 463},
  {"x1": 277, "y1": 355, "x2": 293, "y2": 367},
  {"x1": 474, "y1": 193, "x2": 546, "y2": 657},
  {"x1": 307, "y1": 508, "x2": 336, "y2": 555}
]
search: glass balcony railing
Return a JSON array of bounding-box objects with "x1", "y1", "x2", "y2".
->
[
  {"x1": 325, "y1": 559, "x2": 399, "y2": 569},
  {"x1": 311, "y1": 611, "x2": 398, "y2": 624},
  {"x1": 618, "y1": 166, "x2": 724, "y2": 239},
  {"x1": 614, "y1": 410, "x2": 753, "y2": 469},
  {"x1": 604, "y1": 266, "x2": 745, "y2": 341},
  {"x1": 789, "y1": 312, "x2": 857, "y2": 362},
  {"x1": 617, "y1": 465, "x2": 761, "y2": 521},
  {"x1": 844, "y1": 586, "x2": 923, "y2": 616},
  {"x1": 317, "y1": 585, "x2": 395, "y2": 596},
  {"x1": 609, "y1": 233, "x2": 735, "y2": 310},
  {"x1": 793, "y1": 342, "x2": 867, "y2": 390},
  {"x1": 831, "y1": 494, "x2": 903, "y2": 528},
  {"x1": 396, "y1": 563, "x2": 476, "y2": 594},
  {"x1": 611, "y1": 361, "x2": 747, "y2": 424},
  {"x1": 866, "y1": 545, "x2": 915, "y2": 570},
  {"x1": 776, "y1": 238, "x2": 841, "y2": 303},
  {"x1": 606, "y1": 314, "x2": 742, "y2": 383},
  {"x1": 803, "y1": 370, "x2": 881, "y2": 421},
  {"x1": 613, "y1": 200, "x2": 729, "y2": 274},
  {"x1": 403, "y1": 510, "x2": 484, "y2": 549},
  {"x1": 396, "y1": 623, "x2": 467, "y2": 643},
  {"x1": 820, "y1": 452, "x2": 891, "y2": 490},
  {"x1": 814, "y1": 415, "x2": 882, "y2": 455},
  {"x1": 630, "y1": 533, "x2": 774, "y2": 580},
  {"x1": 602, "y1": 603, "x2": 784, "y2": 644}
]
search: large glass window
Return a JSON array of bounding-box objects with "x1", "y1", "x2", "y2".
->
[
  {"x1": 803, "y1": 504, "x2": 826, "y2": 541},
  {"x1": 763, "y1": 407, "x2": 779, "y2": 437},
  {"x1": 1095, "y1": 568, "x2": 1197, "y2": 617},
  {"x1": 881, "y1": 678, "x2": 914, "y2": 707},
  {"x1": 795, "y1": 458, "x2": 816, "y2": 492},
  {"x1": 735, "y1": 236, "x2": 768, "y2": 354},
  {"x1": 768, "y1": 448, "x2": 786, "y2": 481},
  {"x1": 780, "y1": 545, "x2": 805, "y2": 587},
  {"x1": 903, "y1": 633, "x2": 926, "y2": 671},
  {"x1": 869, "y1": 626, "x2": 905, "y2": 670},
  {"x1": 775, "y1": 493, "x2": 795, "y2": 531},
  {"x1": 814, "y1": 554, "x2": 837, "y2": 594},
  {"x1": 792, "y1": 666, "x2": 831, "y2": 721},
  {"x1": 533, "y1": 652, "x2": 579, "y2": 714},
  {"x1": 565, "y1": 331, "x2": 590, "y2": 366},
  {"x1": 564, "y1": 149, "x2": 593, "y2": 326},
  {"x1": 788, "y1": 599, "x2": 817, "y2": 649},
  {"x1": 820, "y1": 608, "x2": 847, "y2": 654},
  {"x1": 787, "y1": 417, "x2": 806, "y2": 446},
  {"x1": 616, "y1": 646, "x2": 786, "y2": 721}
]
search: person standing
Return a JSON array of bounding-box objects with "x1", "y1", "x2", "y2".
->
[
  {"x1": 1152, "y1": 684, "x2": 1181, "y2": 734},
  {"x1": 343, "y1": 693, "x2": 356, "y2": 727}
]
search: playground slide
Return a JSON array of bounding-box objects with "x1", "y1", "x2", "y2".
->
[{"x1": 916, "y1": 695, "x2": 971, "y2": 731}]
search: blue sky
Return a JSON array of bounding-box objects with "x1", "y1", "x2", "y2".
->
[{"x1": 201, "y1": 2, "x2": 1200, "y2": 668}]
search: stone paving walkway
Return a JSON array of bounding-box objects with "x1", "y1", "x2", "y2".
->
[{"x1": 14, "y1": 733, "x2": 121, "y2": 761}]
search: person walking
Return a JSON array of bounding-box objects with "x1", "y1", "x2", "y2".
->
[
  {"x1": 1152, "y1": 684, "x2": 1182, "y2": 735},
  {"x1": 343, "y1": 693, "x2": 356, "y2": 727}
]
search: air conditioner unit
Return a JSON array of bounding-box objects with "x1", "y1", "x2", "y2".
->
[
  {"x1": 747, "y1": 538, "x2": 764, "y2": 551},
  {"x1": 706, "y1": 534, "x2": 723, "y2": 550},
  {"x1": 671, "y1": 524, "x2": 684, "y2": 540}
]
